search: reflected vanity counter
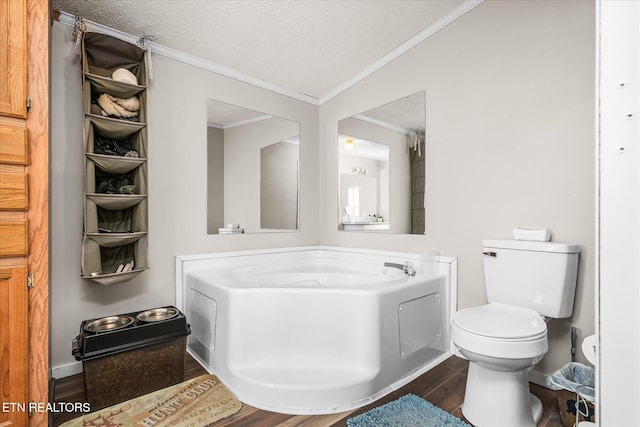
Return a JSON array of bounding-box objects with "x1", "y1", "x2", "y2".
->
[
  {"x1": 176, "y1": 246, "x2": 457, "y2": 414},
  {"x1": 343, "y1": 221, "x2": 390, "y2": 231}
]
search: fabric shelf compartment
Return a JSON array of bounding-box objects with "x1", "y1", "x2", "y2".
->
[
  {"x1": 84, "y1": 200, "x2": 148, "y2": 234},
  {"x1": 81, "y1": 235, "x2": 148, "y2": 285},
  {"x1": 85, "y1": 112, "x2": 146, "y2": 126},
  {"x1": 82, "y1": 32, "x2": 147, "y2": 86},
  {"x1": 85, "y1": 231, "x2": 147, "y2": 248},
  {"x1": 100, "y1": 240, "x2": 143, "y2": 275},
  {"x1": 94, "y1": 169, "x2": 138, "y2": 195},
  {"x1": 86, "y1": 157, "x2": 147, "y2": 198},
  {"x1": 85, "y1": 81, "x2": 147, "y2": 123},
  {"x1": 86, "y1": 194, "x2": 147, "y2": 210},
  {"x1": 86, "y1": 154, "x2": 146, "y2": 175},
  {"x1": 85, "y1": 73, "x2": 146, "y2": 99},
  {"x1": 97, "y1": 207, "x2": 134, "y2": 233},
  {"x1": 81, "y1": 32, "x2": 149, "y2": 286},
  {"x1": 85, "y1": 116, "x2": 147, "y2": 173},
  {"x1": 86, "y1": 115, "x2": 146, "y2": 142},
  {"x1": 81, "y1": 269, "x2": 147, "y2": 286}
]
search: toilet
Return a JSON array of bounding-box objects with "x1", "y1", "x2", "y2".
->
[{"x1": 451, "y1": 239, "x2": 580, "y2": 427}]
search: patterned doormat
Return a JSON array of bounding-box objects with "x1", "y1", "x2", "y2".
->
[
  {"x1": 347, "y1": 394, "x2": 471, "y2": 427},
  {"x1": 61, "y1": 374, "x2": 242, "y2": 427}
]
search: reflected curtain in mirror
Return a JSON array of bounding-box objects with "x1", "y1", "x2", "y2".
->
[{"x1": 408, "y1": 130, "x2": 425, "y2": 234}]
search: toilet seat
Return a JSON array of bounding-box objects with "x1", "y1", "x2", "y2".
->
[
  {"x1": 453, "y1": 302, "x2": 547, "y2": 339},
  {"x1": 451, "y1": 303, "x2": 548, "y2": 359}
]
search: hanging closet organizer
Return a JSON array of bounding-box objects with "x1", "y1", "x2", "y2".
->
[{"x1": 80, "y1": 32, "x2": 149, "y2": 285}]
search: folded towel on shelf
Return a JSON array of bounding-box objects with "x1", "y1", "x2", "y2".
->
[
  {"x1": 98, "y1": 93, "x2": 140, "y2": 118},
  {"x1": 218, "y1": 227, "x2": 244, "y2": 234},
  {"x1": 513, "y1": 227, "x2": 551, "y2": 242}
]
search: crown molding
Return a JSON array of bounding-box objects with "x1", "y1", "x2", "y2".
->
[
  {"x1": 353, "y1": 114, "x2": 412, "y2": 135},
  {"x1": 317, "y1": 0, "x2": 484, "y2": 105},
  {"x1": 207, "y1": 114, "x2": 274, "y2": 130},
  {"x1": 57, "y1": 11, "x2": 320, "y2": 106},
  {"x1": 58, "y1": 11, "x2": 140, "y2": 46},
  {"x1": 57, "y1": 0, "x2": 483, "y2": 107}
]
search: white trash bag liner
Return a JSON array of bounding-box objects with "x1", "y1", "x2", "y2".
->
[{"x1": 548, "y1": 362, "x2": 595, "y2": 402}]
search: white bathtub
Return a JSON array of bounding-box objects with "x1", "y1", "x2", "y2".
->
[{"x1": 176, "y1": 246, "x2": 457, "y2": 414}]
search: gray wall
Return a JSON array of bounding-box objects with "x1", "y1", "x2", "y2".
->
[
  {"x1": 261, "y1": 141, "x2": 299, "y2": 230},
  {"x1": 319, "y1": 0, "x2": 595, "y2": 375},
  {"x1": 50, "y1": 22, "x2": 319, "y2": 371},
  {"x1": 206, "y1": 126, "x2": 224, "y2": 233}
]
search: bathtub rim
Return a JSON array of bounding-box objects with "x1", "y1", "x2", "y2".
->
[{"x1": 176, "y1": 245, "x2": 457, "y2": 310}]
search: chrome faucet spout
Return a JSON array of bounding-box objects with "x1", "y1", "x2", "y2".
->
[{"x1": 384, "y1": 261, "x2": 416, "y2": 276}]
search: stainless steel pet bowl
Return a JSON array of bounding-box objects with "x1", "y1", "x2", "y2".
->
[
  {"x1": 136, "y1": 307, "x2": 179, "y2": 323},
  {"x1": 83, "y1": 315, "x2": 135, "y2": 333}
]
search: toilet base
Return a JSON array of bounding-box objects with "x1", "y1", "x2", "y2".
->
[{"x1": 462, "y1": 361, "x2": 542, "y2": 427}]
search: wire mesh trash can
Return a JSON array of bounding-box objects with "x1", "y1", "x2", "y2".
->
[{"x1": 548, "y1": 362, "x2": 596, "y2": 426}]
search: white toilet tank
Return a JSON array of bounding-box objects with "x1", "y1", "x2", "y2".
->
[{"x1": 483, "y1": 239, "x2": 580, "y2": 318}]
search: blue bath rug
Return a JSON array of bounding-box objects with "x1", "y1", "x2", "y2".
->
[{"x1": 347, "y1": 394, "x2": 471, "y2": 427}]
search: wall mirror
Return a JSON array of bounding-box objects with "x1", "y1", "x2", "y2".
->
[
  {"x1": 207, "y1": 99, "x2": 299, "y2": 234},
  {"x1": 338, "y1": 91, "x2": 425, "y2": 234}
]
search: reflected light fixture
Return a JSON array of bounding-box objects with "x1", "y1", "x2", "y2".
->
[
  {"x1": 345, "y1": 137, "x2": 354, "y2": 150},
  {"x1": 352, "y1": 167, "x2": 368, "y2": 175}
]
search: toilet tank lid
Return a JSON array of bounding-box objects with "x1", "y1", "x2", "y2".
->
[{"x1": 483, "y1": 239, "x2": 580, "y2": 254}]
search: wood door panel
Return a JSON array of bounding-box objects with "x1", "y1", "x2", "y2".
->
[
  {"x1": 0, "y1": 171, "x2": 28, "y2": 210},
  {"x1": 0, "y1": 121, "x2": 29, "y2": 165},
  {"x1": 0, "y1": 219, "x2": 28, "y2": 257},
  {"x1": 0, "y1": 0, "x2": 27, "y2": 118},
  {"x1": 0, "y1": 266, "x2": 28, "y2": 427}
]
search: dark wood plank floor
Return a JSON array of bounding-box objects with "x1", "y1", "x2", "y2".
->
[{"x1": 52, "y1": 354, "x2": 564, "y2": 426}]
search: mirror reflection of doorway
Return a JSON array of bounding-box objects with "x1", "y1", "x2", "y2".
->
[
  {"x1": 338, "y1": 137, "x2": 390, "y2": 231},
  {"x1": 337, "y1": 91, "x2": 425, "y2": 234}
]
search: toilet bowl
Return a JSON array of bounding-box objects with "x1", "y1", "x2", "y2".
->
[
  {"x1": 451, "y1": 239, "x2": 580, "y2": 427},
  {"x1": 452, "y1": 303, "x2": 549, "y2": 426}
]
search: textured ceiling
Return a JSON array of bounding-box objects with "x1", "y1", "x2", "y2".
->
[
  {"x1": 52, "y1": 0, "x2": 467, "y2": 101},
  {"x1": 206, "y1": 98, "x2": 267, "y2": 128},
  {"x1": 360, "y1": 91, "x2": 426, "y2": 131}
]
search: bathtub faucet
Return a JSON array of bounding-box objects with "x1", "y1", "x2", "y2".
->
[{"x1": 384, "y1": 261, "x2": 416, "y2": 276}]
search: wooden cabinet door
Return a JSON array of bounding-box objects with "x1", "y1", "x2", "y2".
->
[
  {"x1": 0, "y1": 0, "x2": 27, "y2": 119},
  {"x1": 0, "y1": 266, "x2": 28, "y2": 427},
  {"x1": 1, "y1": 1, "x2": 48, "y2": 426},
  {"x1": 0, "y1": 6, "x2": 30, "y2": 422}
]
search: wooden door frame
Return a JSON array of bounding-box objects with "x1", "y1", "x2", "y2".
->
[{"x1": 26, "y1": 1, "x2": 49, "y2": 425}]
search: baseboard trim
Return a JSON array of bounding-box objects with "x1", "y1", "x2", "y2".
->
[{"x1": 50, "y1": 361, "x2": 83, "y2": 379}]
